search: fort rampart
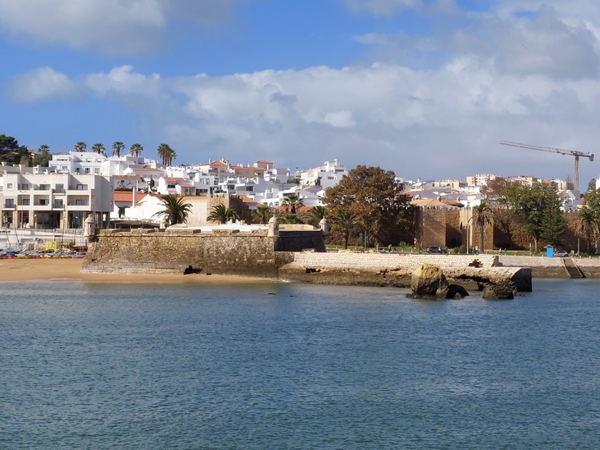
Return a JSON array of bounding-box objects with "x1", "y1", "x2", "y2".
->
[{"x1": 82, "y1": 230, "x2": 533, "y2": 292}]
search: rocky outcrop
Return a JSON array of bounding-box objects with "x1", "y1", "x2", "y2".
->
[
  {"x1": 447, "y1": 284, "x2": 470, "y2": 299},
  {"x1": 482, "y1": 282, "x2": 515, "y2": 300},
  {"x1": 409, "y1": 264, "x2": 449, "y2": 299}
]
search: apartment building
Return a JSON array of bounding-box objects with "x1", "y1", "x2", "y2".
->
[{"x1": 1, "y1": 171, "x2": 112, "y2": 229}]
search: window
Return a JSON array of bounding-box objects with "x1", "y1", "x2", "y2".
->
[
  {"x1": 6, "y1": 183, "x2": 13, "y2": 189},
  {"x1": 94, "y1": 168, "x2": 99, "y2": 174},
  {"x1": 167, "y1": 184, "x2": 176, "y2": 189},
  {"x1": 5, "y1": 199, "x2": 14, "y2": 207},
  {"x1": 54, "y1": 199, "x2": 63, "y2": 207},
  {"x1": 55, "y1": 184, "x2": 64, "y2": 192},
  {"x1": 39, "y1": 199, "x2": 49, "y2": 206},
  {"x1": 22, "y1": 199, "x2": 30, "y2": 206},
  {"x1": 75, "y1": 199, "x2": 88, "y2": 206},
  {"x1": 85, "y1": 168, "x2": 90, "y2": 173},
  {"x1": 39, "y1": 184, "x2": 50, "y2": 190},
  {"x1": 19, "y1": 184, "x2": 29, "y2": 190},
  {"x1": 76, "y1": 184, "x2": 88, "y2": 190}
]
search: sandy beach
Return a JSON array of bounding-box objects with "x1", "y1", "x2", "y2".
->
[{"x1": 0, "y1": 258, "x2": 276, "y2": 284}]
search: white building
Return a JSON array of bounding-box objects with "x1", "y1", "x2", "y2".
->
[
  {"x1": 1, "y1": 169, "x2": 113, "y2": 229},
  {"x1": 296, "y1": 159, "x2": 347, "y2": 189},
  {"x1": 49, "y1": 152, "x2": 107, "y2": 175}
]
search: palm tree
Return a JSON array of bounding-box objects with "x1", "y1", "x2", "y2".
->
[
  {"x1": 332, "y1": 210, "x2": 355, "y2": 250},
  {"x1": 306, "y1": 205, "x2": 326, "y2": 227},
  {"x1": 112, "y1": 141, "x2": 125, "y2": 157},
  {"x1": 33, "y1": 144, "x2": 52, "y2": 167},
  {"x1": 282, "y1": 193, "x2": 304, "y2": 214},
  {"x1": 130, "y1": 143, "x2": 143, "y2": 157},
  {"x1": 157, "y1": 143, "x2": 176, "y2": 166},
  {"x1": 577, "y1": 206, "x2": 599, "y2": 254},
  {"x1": 252, "y1": 204, "x2": 273, "y2": 225},
  {"x1": 74, "y1": 142, "x2": 87, "y2": 152},
  {"x1": 92, "y1": 143, "x2": 106, "y2": 156},
  {"x1": 153, "y1": 194, "x2": 193, "y2": 225},
  {"x1": 207, "y1": 203, "x2": 240, "y2": 224},
  {"x1": 473, "y1": 202, "x2": 493, "y2": 253},
  {"x1": 278, "y1": 213, "x2": 304, "y2": 224}
]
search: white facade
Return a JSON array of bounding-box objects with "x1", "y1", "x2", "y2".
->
[
  {"x1": 49, "y1": 152, "x2": 107, "y2": 175},
  {"x1": 1, "y1": 171, "x2": 113, "y2": 229},
  {"x1": 296, "y1": 159, "x2": 347, "y2": 189}
]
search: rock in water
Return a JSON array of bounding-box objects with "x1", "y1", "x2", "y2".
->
[
  {"x1": 447, "y1": 284, "x2": 469, "y2": 299},
  {"x1": 482, "y1": 283, "x2": 515, "y2": 300},
  {"x1": 410, "y1": 264, "x2": 449, "y2": 299}
]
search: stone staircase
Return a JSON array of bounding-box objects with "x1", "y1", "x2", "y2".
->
[{"x1": 563, "y1": 258, "x2": 585, "y2": 278}]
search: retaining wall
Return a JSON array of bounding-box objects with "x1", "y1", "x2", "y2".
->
[{"x1": 278, "y1": 252, "x2": 530, "y2": 291}]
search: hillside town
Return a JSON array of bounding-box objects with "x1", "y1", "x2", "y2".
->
[{"x1": 0, "y1": 137, "x2": 598, "y2": 255}]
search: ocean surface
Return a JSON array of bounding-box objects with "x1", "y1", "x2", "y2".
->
[{"x1": 1, "y1": 279, "x2": 600, "y2": 449}]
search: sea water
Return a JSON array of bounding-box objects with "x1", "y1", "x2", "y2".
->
[{"x1": 1, "y1": 279, "x2": 600, "y2": 449}]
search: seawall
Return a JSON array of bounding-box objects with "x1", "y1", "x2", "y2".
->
[
  {"x1": 278, "y1": 252, "x2": 531, "y2": 292},
  {"x1": 82, "y1": 230, "x2": 532, "y2": 291},
  {"x1": 497, "y1": 255, "x2": 600, "y2": 278}
]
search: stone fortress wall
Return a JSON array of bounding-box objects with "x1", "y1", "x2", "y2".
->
[{"x1": 83, "y1": 226, "x2": 600, "y2": 288}]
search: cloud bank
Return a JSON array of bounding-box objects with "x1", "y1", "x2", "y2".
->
[{"x1": 0, "y1": 0, "x2": 241, "y2": 56}]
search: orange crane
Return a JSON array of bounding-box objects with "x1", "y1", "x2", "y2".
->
[{"x1": 499, "y1": 140, "x2": 594, "y2": 192}]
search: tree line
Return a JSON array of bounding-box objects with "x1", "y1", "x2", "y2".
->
[{"x1": 0, "y1": 134, "x2": 178, "y2": 167}]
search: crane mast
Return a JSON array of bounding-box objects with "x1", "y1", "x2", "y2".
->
[{"x1": 499, "y1": 141, "x2": 594, "y2": 192}]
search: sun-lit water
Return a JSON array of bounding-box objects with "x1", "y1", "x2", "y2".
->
[{"x1": 2, "y1": 279, "x2": 600, "y2": 449}]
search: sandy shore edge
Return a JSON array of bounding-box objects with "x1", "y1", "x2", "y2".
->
[{"x1": 0, "y1": 258, "x2": 277, "y2": 284}]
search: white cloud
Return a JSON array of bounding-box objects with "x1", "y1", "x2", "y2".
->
[
  {"x1": 0, "y1": 0, "x2": 240, "y2": 56},
  {"x1": 56, "y1": 62, "x2": 600, "y2": 181},
  {"x1": 6, "y1": 67, "x2": 80, "y2": 103}
]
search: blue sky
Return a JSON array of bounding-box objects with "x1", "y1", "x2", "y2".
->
[{"x1": 1, "y1": 0, "x2": 600, "y2": 186}]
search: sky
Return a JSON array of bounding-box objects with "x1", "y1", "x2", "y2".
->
[{"x1": 1, "y1": 0, "x2": 600, "y2": 186}]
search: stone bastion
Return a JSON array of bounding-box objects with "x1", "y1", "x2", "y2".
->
[{"x1": 82, "y1": 229, "x2": 531, "y2": 292}]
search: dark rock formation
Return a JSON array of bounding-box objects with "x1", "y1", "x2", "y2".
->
[
  {"x1": 447, "y1": 284, "x2": 469, "y2": 299},
  {"x1": 409, "y1": 264, "x2": 449, "y2": 299}
]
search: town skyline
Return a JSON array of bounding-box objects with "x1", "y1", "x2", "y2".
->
[{"x1": 1, "y1": 1, "x2": 600, "y2": 183}]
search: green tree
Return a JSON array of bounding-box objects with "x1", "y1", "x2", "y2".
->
[
  {"x1": 331, "y1": 209, "x2": 356, "y2": 249},
  {"x1": 473, "y1": 202, "x2": 493, "y2": 252},
  {"x1": 130, "y1": 143, "x2": 143, "y2": 157},
  {"x1": 112, "y1": 141, "x2": 125, "y2": 157},
  {"x1": 488, "y1": 180, "x2": 520, "y2": 249},
  {"x1": 325, "y1": 165, "x2": 413, "y2": 246},
  {"x1": 157, "y1": 143, "x2": 176, "y2": 166},
  {"x1": 207, "y1": 203, "x2": 239, "y2": 224},
  {"x1": 32, "y1": 144, "x2": 52, "y2": 167},
  {"x1": 92, "y1": 143, "x2": 106, "y2": 156},
  {"x1": 153, "y1": 194, "x2": 193, "y2": 225},
  {"x1": 0, "y1": 135, "x2": 30, "y2": 165},
  {"x1": 577, "y1": 206, "x2": 598, "y2": 254},
  {"x1": 282, "y1": 193, "x2": 304, "y2": 214},
  {"x1": 506, "y1": 183, "x2": 566, "y2": 250},
  {"x1": 252, "y1": 204, "x2": 273, "y2": 225},
  {"x1": 306, "y1": 205, "x2": 326, "y2": 227},
  {"x1": 539, "y1": 193, "x2": 565, "y2": 246},
  {"x1": 278, "y1": 213, "x2": 304, "y2": 224},
  {"x1": 74, "y1": 141, "x2": 87, "y2": 152}
]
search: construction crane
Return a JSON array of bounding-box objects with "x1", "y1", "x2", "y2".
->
[{"x1": 499, "y1": 141, "x2": 594, "y2": 192}]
